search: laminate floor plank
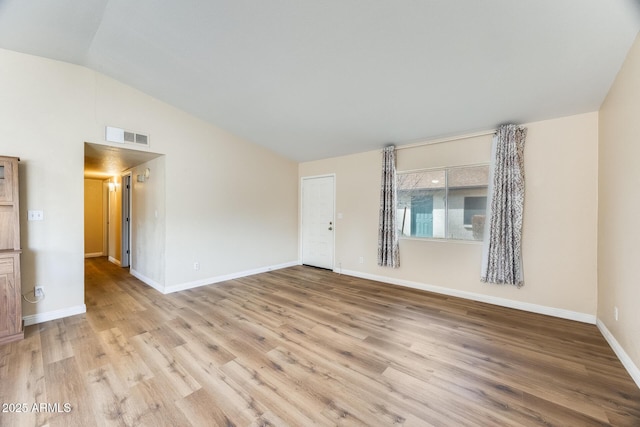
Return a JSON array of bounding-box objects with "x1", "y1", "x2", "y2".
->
[
  {"x1": 39, "y1": 319, "x2": 74, "y2": 365},
  {"x1": 131, "y1": 376, "x2": 195, "y2": 427},
  {"x1": 218, "y1": 359, "x2": 320, "y2": 426},
  {"x1": 266, "y1": 346, "x2": 426, "y2": 427},
  {"x1": 129, "y1": 332, "x2": 201, "y2": 399},
  {"x1": 44, "y1": 357, "x2": 96, "y2": 427},
  {"x1": 0, "y1": 258, "x2": 638, "y2": 426},
  {"x1": 172, "y1": 345, "x2": 262, "y2": 425},
  {"x1": 96, "y1": 328, "x2": 154, "y2": 389},
  {"x1": 85, "y1": 363, "x2": 147, "y2": 427},
  {"x1": 0, "y1": 328, "x2": 49, "y2": 427},
  {"x1": 174, "y1": 388, "x2": 238, "y2": 427}
]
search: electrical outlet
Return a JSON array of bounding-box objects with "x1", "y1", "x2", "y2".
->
[
  {"x1": 34, "y1": 286, "x2": 44, "y2": 298},
  {"x1": 193, "y1": 262, "x2": 200, "y2": 271},
  {"x1": 614, "y1": 306, "x2": 619, "y2": 321},
  {"x1": 358, "y1": 256, "x2": 364, "y2": 264}
]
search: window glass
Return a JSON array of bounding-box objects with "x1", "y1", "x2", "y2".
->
[
  {"x1": 398, "y1": 165, "x2": 489, "y2": 241},
  {"x1": 463, "y1": 197, "x2": 487, "y2": 225},
  {"x1": 398, "y1": 170, "x2": 445, "y2": 238}
]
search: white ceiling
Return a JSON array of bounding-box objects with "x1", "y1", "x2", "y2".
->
[{"x1": 1, "y1": 1, "x2": 639, "y2": 162}]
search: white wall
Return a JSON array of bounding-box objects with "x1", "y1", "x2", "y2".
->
[
  {"x1": 0, "y1": 48, "x2": 299, "y2": 318},
  {"x1": 598, "y1": 32, "x2": 640, "y2": 382},
  {"x1": 300, "y1": 112, "x2": 599, "y2": 320}
]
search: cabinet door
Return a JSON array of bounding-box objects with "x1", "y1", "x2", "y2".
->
[
  {"x1": 0, "y1": 256, "x2": 19, "y2": 338},
  {"x1": 0, "y1": 158, "x2": 19, "y2": 251},
  {"x1": 0, "y1": 159, "x2": 15, "y2": 203}
]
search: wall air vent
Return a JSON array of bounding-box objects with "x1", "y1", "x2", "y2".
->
[
  {"x1": 105, "y1": 126, "x2": 150, "y2": 148},
  {"x1": 135, "y1": 134, "x2": 148, "y2": 146}
]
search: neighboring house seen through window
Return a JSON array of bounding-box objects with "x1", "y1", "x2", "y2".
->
[
  {"x1": 397, "y1": 165, "x2": 489, "y2": 241},
  {"x1": 464, "y1": 196, "x2": 487, "y2": 225}
]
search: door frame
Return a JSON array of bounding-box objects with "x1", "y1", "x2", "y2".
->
[
  {"x1": 299, "y1": 174, "x2": 336, "y2": 270},
  {"x1": 121, "y1": 172, "x2": 132, "y2": 268}
]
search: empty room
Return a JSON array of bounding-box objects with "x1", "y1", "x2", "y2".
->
[{"x1": 1, "y1": 1, "x2": 640, "y2": 426}]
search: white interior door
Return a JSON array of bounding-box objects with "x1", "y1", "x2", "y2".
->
[{"x1": 301, "y1": 175, "x2": 335, "y2": 270}]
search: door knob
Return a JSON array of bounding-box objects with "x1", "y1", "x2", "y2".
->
[{"x1": 328, "y1": 226, "x2": 333, "y2": 231}]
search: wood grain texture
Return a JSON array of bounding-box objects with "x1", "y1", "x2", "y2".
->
[
  {"x1": 0, "y1": 156, "x2": 21, "y2": 251},
  {"x1": 1, "y1": 257, "x2": 639, "y2": 426},
  {"x1": 0, "y1": 156, "x2": 22, "y2": 346}
]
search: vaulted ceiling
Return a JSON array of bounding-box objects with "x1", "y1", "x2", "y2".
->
[{"x1": 1, "y1": 1, "x2": 639, "y2": 161}]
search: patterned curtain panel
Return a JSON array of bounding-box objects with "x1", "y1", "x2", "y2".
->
[
  {"x1": 378, "y1": 146, "x2": 400, "y2": 268},
  {"x1": 481, "y1": 124, "x2": 527, "y2": 287}
]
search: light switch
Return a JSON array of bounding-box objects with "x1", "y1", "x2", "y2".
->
[{"x1": 28, "y1": 210, "x2": 44, "y2": 221}]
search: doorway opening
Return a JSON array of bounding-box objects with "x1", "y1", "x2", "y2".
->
[{"x1": 83, "y1": 142, "x2": 162, "y2": 271}]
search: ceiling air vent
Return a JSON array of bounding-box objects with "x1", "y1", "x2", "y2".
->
[{"x1": 105, "y1": 126, "x2": 150, "y2": 147}]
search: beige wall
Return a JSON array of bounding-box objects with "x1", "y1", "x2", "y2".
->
[
  {"x1": 130, "y1": 157, "x2": 166, "y2": 287},
  {"x1": 84, "y1": 179, "x2": 104, "y2": 256},
  {"x1": 1, "y1": 50, "x2": 93, "y2": 317},
  {"x1": 91, "y1": 66, "x2": 299, "y2": 291},
  {"x1": 599, "y1": 33, "x2": 640, "y2": 373},
  {"x1": 0, "y1": 48, "x2": 298, "y2": 317},
  {"x1": 107, "y1": 176, "x2": 122, "y2": 264},
  {"x1": 300, "y1": 112, "x2": 599, "y2": 318}
]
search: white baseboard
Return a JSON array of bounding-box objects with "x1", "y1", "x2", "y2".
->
[
  {"x1": 84, "y1": 252, "x2": 105, "y2": 258},
  {"x1": 597, "y1": 319, "x2": 640, "y2": 389},
  {"x1": 23, "y1": 304, "x2": 87, "y2": 326},
  {"x1": 338, "y1": 269, "x2": 596, "y2": 324},
  {"x1": 108, "y1": 256, "x2": 121, "y2": 266},
  {"x1": 130, "y1": 268, "x2": 164, "y2": 293},
  {"x1": 163, "y1": 261, "x2": 299, "y2": 294}
]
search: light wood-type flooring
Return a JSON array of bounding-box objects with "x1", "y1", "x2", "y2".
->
[{"x1": 1, "y1": 257, "x2": 639, "y2": 426}]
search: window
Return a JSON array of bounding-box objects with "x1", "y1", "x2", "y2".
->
[
  {"x1": 397, "y1": 165, "x2": 489, "y2": 241},
  {"x1": 464, "y1": 196, "x2": 487, "y2": 225}
]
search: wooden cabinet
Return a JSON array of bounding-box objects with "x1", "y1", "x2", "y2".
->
[
  {"x1": 0, "y1": 252, "x2": 21, "y2": 344},
  {"x1": 0, "y1": 156, "x2": 22, "y2": 345}
]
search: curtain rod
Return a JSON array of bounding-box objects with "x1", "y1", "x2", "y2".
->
[{"x1": 394, "y1": 129, "x2": 496, "y2": 151}]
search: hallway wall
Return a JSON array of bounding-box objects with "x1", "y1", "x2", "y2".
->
[{"x1": 84, "y1": 178, "x2": 104, "y2": 257}]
